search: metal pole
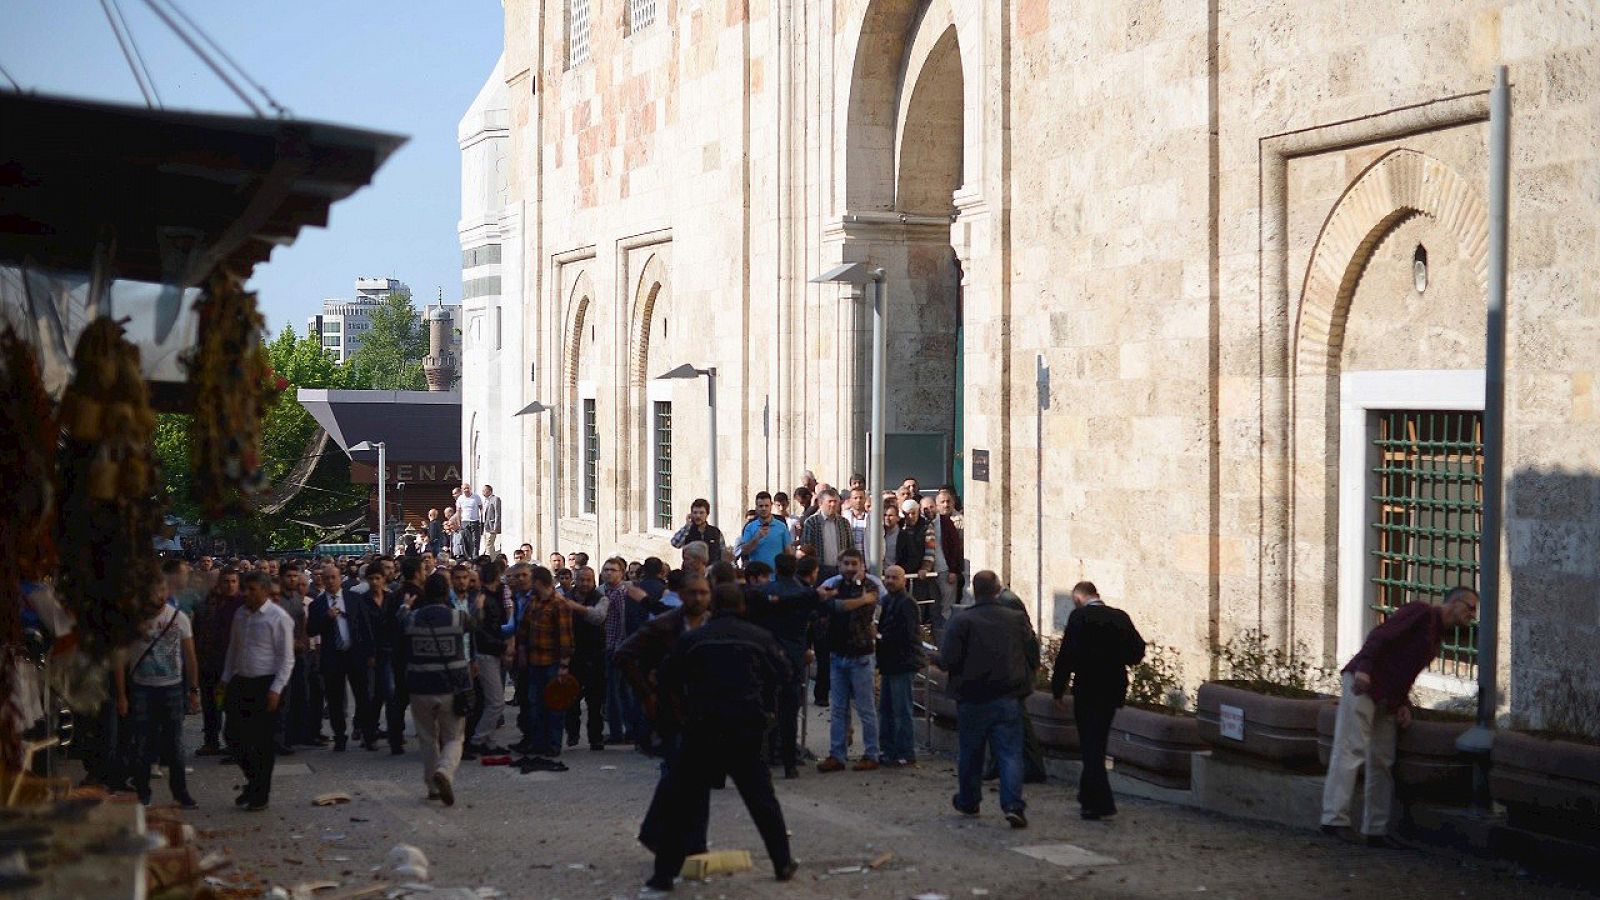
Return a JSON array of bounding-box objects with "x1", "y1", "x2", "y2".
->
[
  {"x1": 376, "y1": 442, "x2": 387, "y2": 555},
  {"x1": 1458, "y1": 65, "x2": 1510, "y2": 809},
  {"x1": 866, "y1": 271, "x2": 887, "y2": 573},
  {"x1": 706, "y1": 368, "x2": 720, "y2": 532},
  {"x1": 549, "y1": 411, "x2": 560, "y2": 555}
]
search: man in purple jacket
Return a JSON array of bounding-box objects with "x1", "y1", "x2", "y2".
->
[{"x1": 1321, "y1": 587, "x2": 1478, "y2": 845}]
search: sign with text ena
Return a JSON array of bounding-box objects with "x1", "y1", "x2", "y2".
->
[
  {"x1": 1219, "y1": 703, "x2": 1245, "y2": 741},
  {"x1": 349, "y1": 462, "x2": 463, "y2": 486}
]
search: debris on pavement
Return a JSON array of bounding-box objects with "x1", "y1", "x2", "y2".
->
[
  {"x1": 911, "y1": 893, "x2": 950, "y2": 900},
  {"x1": 386, "y1": 845, "x2": 430, "y2": 881},
  {"x1": 313, "y1": 793, "x2": 353, "y2": 807},
  {"x1": 680, "y1": 849, "x2": 753, "y2": 880},
  {"x1": 870, "y1": 851, "x2": 895, "y2": 870},
  {"x1": 829, "y1": 865, "x2": 864, "y2": 874}
]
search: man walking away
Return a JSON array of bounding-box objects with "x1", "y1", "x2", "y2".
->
[
  {"x1": 1321, "y1": 587, "x2": 1478, "y2": 845},
  {"x1": 876, "y1": 566, "x2": 925, "y2": 768},
  {"x1": 756, "y1": 553, "x2": 819, "y2": 778},
  {"x1": 1051, "y1": 581, "x2": 1144, "y2": 820},
  {"x1": 480, "y1": 485, "x2": 502, "y2": 557},
  {"x1": 938, "y1": 571, "x2": 1036, "y2": 829},
  {"x1": 404, "y1": 572, "x2": 473, "y2": 805},
  {"x1": 221, "y1": 572, "x2": 295, "y2": 811},
  {"x1": 646, "y1": 583, "x2": 799, "y2": 892},
  {"x1": 816, "y1": 549, "x2": 882, "y2": 772}
]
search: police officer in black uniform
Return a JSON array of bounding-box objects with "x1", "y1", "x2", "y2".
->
[{"x1": 645, "y1": 582, "x2": 800, "y2": 891}]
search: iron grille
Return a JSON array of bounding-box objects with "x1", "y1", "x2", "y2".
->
[
  {"x1": 569, "y1": 0, "x2": 591, "y2": 67},
  {"x1": 582, "y1": 399, "x2": 598, "y2": 514},
  {"x1": 629, "y1": 0, "x2": 656, "y2": 32},
  {"x1": 654, "y1": 400, "x2": 672, "y2": 529},
  {"x1": 1370, "y1": 410, "x2": 1483, "y2": 678}
]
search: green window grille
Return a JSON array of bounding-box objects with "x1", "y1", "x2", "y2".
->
[
  {"x1": 653, "y1": 400, "x2": 672, "y2": 529},
  {"x1": 1370, "y1": 410, "x2": 1483, "y2": 679},
  {"x1": 582, "y1": 399, "x2": 598, "y2": 514}
]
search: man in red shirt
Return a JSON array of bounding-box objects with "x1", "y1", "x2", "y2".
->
[{"x1": 1321, "y1": 587, "x2": 1478, "y2": 845}]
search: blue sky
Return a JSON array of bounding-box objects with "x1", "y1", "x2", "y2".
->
[{"x1": 1, "y1": 0, "x2": 502, "y2": 335}]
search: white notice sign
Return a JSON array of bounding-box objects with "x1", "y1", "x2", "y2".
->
[{"x1": 1219, "y1": 703, "x2": 1245, "y2": 741}]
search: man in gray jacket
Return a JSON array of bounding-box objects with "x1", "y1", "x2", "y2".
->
[
  {"x1": 481, "y1": 485, "x2": 503, "y2": 557},
  {"x1": 934, "y1": 570, "x2": 1038, "y2": 829}
]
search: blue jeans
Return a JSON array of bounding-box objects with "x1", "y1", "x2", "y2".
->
[
  {"x1": 828, "y1": 654, "x2": 879, "y2": 762},
  {"x1": 605, "y1": 659, "x2": 638, "y2": 743},
  {"x1": 955, "y1": 697, "x2": 1026, "y2": 814},
  {"x1": 878, "y1": 671, "x2": 916, "y2": 763},
  {"x1": 524, "y1": 664, "x2": 564, "y2": 756}
]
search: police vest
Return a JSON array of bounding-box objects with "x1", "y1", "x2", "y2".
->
[{"x1": 404, "y1": 607, "x2": 470, "y2": 696}]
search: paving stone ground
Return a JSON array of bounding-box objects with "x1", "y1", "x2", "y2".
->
[{"x1": 169, "y1": 706, "x2": 1588, "y2": 899}]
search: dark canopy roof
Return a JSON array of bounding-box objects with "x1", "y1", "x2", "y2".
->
[
  {"x1": 0, "y1": 91, "x2": 405, "y2": 283},
  {"x1": 297, "y1": 389, "x2": 462, "y2": 465}
]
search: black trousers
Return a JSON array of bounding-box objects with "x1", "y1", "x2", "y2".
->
[
  {"x1": 225, "y1": 675, "x2": 278, "y2": 803},
  {"x1": 564, "y1": 659, "x2": 606, "y2": 747},
  {"x1": 651, "y1": 726, "x2": 792, "y2": 884},
  {"x1": 386, "y1": 653, "x2": 409, "y2": 748},
  {"x1": 1074, "y1": 695, "x2": 1117, "y2": 815},
  {"x1": 773, "y1": 664, "x2": 804, "y2": 769},
  {"x1": 321, "y1": 652, "x2": 372, "y2": 742},
  {"x1": 199, "y1": 670, "x2": 224, "y2": 747}
]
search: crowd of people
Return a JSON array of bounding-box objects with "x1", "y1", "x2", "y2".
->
[
  {"x1": 76, "y1": 470, "x2": 1156, "y2": 891},
  {"x1": 66, "y1": 458, "x2": 1472, "y2": 890}
]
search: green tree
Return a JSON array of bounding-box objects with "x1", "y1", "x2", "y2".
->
[
  {"x1": 349, "y1": 289, "x2": 427, "y2": 390},
  {"x1": 158, "y1": 326, "x2": 376, "y2": 551}
]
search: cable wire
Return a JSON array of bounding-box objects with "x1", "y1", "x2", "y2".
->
[
  {"x1": 0, "y1": 61, "x2": 21, "y2": 90},
  {"x1": 150, "y1": 0, "x2": 290, "y2": 117},
  {"x1": 137, "y1": 0, "x2": 263, "y2": 116},
  {"x1": 99, "y1": 0, "x2": 157, "y2": 107},
  {"x1": 108, "y1": 0, "x2": 162, "y2": 107}
]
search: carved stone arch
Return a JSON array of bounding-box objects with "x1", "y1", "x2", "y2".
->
[
  {"x1": 627, "y1": 252, "x2": 668, "y2": 391},
  {"x1": 563, "y1": 269, "x2": 596, "y2": 391},
  {"x1": 560, "y1": 269, "x2": 596, "y2": 519},
  {"x1": 842, "y1": 0, "x2": 982, "y2": 212},
  {"x1": 624, "y1": 252, "x2": 669, "y2": 532},
  {"x1": 1294, "y1": 148, "x2": 1490, "y2": 375}
]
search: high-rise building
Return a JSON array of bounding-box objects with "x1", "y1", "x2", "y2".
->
[{"x1": 306, "y1": 277, "x2": 459, "y2": 364}]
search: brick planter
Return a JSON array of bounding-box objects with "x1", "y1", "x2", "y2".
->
[
  {"x1": 1025, "y1": 691, "x2": 1079, "y2": 754},
  {"x1": 1110, "y1": 704, "x2": 1204, "y2": 788},
  {"x1": 1197, "y1": 681, "x2": 1329, "y2": 771},
  {"x1": 1315, "y1": 701, "x2": 1474, "y2": 803},
  {"x1": 1491, "y1": 730, "x2": 1600, "y2": 846}
]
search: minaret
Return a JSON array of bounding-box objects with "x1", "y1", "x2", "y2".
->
[{"x1": 422, "y1": 292, "x2": 456, "y2": 391}]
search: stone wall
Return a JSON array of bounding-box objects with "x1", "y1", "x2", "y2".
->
[{"x1": 467, "y1": 0, "x2": 1600, "y2": 728}]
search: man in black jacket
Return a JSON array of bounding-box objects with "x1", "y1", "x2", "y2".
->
[
  {"x1": 758, "y1": 554, "x2": 819, "y2": 778},
  {"x1": 565, "y1": 565, "x2": 610, "y2": 751},
  {"x1": 645, "y1": 582, "x2": 799, "y2": 892},
  {"x1": 307, "y1": 562, "x2": 376, "y2": 752},
  {"x1": 1051, "y1": 580, "x2": 1144, "y2": 820},
  {"x1": 876, "y1": 566, "x2": 925, "y2": 767},
  {"x1": 936, "y1": 570, "x2": 1038, "y2": 829}
]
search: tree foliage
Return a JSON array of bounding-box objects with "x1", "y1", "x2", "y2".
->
[
  {"x1": 349, "y1": 289, "x2": 428, "y2": 390},
  {"x1": 156, "y1": 326, "x2": 374, "y2": 552}
]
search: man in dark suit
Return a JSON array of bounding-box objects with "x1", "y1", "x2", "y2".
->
[
  {"x1": 755, "y1": 553, "x2": 820, "y2": 778},
  {"x1": 1051, "y1": 580, "x2": 1145, "y2": 820},
  {"x1": 307, "y1": 562, "x2": 376, "y2": 752}
]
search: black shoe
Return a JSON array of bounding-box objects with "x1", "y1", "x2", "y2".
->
[
  {"x1": 274, "y1": 744, "x2": 296, "y2": 756},
  {"x1": 461, "y1": 746, "x2": 480, "y2": 761},
  {"x1": 1365, "y1": 834, "x2": 1401, "y2": 849},
  {"x1": 234, "y1": 792, "x2": 252, "y2": 807},
  {"x1": 1006, "y1": 810, "x2": 1028, "y2": 829},
  {"x1": 951, "y1": 795, "x2": 979, "y2": 817},
  {"x1": 783, "y1": 765, "x2": 799, "y2": 780},
  {"x1": 775, "y1": 860, "x2": 799, "y2": 882},
  {"x1": 333, "y1": 737, "x2": 348, "y2": 752},
  {"x1": 590, "y1": 742, "x2": 605, "y2": 752},
  {"x1": 194, "y1": 744, "x2": 223, "y2": 757},
  {"x1": 175, "y1": 795, "x2": 198, "y2": 810},
  {"x1": 362, "y1": 740, "x2": 379, "y2": 752},
  {"x1": 644, "y1": 876, "x2": 675, "y2": 892},
  {"x1": 389, "y1": 744, "x2": 405, "y2": 756},
  {"x1": 566, "y1": 734, "x2": 579, "y2": 748},
  {"x1": 1081, "y1": 808, "x2": 1115, "y2": 820},
  {"x1": 244, "y1": 800, "x2": 268, "y2": 812}
]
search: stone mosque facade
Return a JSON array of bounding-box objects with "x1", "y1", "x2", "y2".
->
[{"x1": 458, "y1": 0, "x2": 1599, "y2": 724}]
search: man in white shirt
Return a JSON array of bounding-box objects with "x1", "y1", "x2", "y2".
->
[
  {"x1": 221, "y1": 572, "x2": 295, "y2": 811},
  {"x1": 456, "y1": 482, "x2": 485, "y2": 558}
]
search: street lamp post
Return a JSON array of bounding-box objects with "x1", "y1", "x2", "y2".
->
[
  {"x1": 656, "y1": 363, "x2": 719, "y2": 530},
  {"x1": 347, "y1": 440, "x2": 387, "y2": 554},
  {"x1": 513, "y1": 401, "x2": 559, "y2": 555},
  {"x1": 811, "y1": 262, "x2": 888, "y2": 572}
]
